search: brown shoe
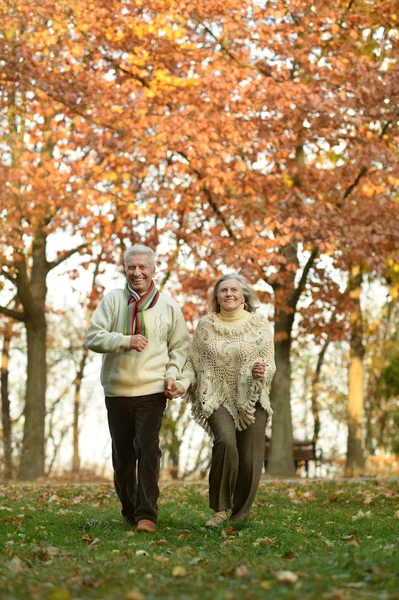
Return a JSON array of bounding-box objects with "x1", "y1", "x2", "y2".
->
[{"x1": 136, "y1": 519, "x2": 156, "y2": 532}]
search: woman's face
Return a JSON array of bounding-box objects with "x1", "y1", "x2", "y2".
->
[{"x1": 217, "y1": 278, "x2": 245, "y2": 312}]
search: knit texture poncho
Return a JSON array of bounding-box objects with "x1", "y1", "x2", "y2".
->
[{"x1": 179, "y1": 307, "x2": 276, "y2": 434}]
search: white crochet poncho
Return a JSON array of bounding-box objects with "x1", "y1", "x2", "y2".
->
[{"x1": 179, "y1": 311, "x2": 276, "y2": 434}]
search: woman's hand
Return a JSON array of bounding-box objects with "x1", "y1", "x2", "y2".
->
[
  {"x1": 252, "y1": 361, "x2": 266, "y2": 379},
  {"x1": 165, "y1": 379, "x2": 185, "y2": 398}
]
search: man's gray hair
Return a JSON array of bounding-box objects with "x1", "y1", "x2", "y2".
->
[
  {"x1": 124, "y1": 245, "x2": 156, "y2": 269},
  {"x1": 209, "y1": 273, "x2": 260, "y2": 313}
]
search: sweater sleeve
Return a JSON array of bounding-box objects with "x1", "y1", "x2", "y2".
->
[
  {"x1": 257, "y1": 319, "x2": 276, "y2": 386},
  {"x1": 85, "y1": 294, "x2": 131, "y2": 354},
  {"x1": 177, "y1": 319, "x2": 206, "y2": 392},
  {"x1": 164, "y1": 305, "x2": 191, "y2": 381}
]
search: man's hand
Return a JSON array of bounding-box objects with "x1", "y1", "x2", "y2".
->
[
  {"x1": 129, "y1": 335, "x2": 148, "y2": 352},
  {"x1": 165, "y1": 378, "x2": 185, "y2": 399},
  {"x1": 252, "y1": 361, "x2": 266, "y2": 379}
]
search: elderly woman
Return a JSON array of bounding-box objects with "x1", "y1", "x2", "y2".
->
[{"x1": 175, "y1": 273, "x2": 275, "y2": 527}]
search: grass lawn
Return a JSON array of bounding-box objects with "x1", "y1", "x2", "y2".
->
[{"x1": 0, "y1": 479, "x2": 398, "y2": 599}]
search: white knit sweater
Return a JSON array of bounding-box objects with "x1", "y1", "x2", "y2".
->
[
  {"x1": 179, "y1": 306, "x2": 275, "y2": 432},
  {"x1": 85, "y1": 288, "x2": 190, "y2": 397}
]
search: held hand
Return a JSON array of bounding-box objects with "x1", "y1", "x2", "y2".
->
[
  {"x1": 252, "y1": 361, "x2": 266, "y2": 379},
  {"x1": 129, "y1": 334, "x2": 148, "y2": 352},
  {"x1": 165, "y1": 378, "x2": 185, "y2": 399}
]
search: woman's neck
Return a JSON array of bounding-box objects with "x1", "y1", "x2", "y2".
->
[{"x1": 218, "y1": 304, "x2": 248, "y2": 322}]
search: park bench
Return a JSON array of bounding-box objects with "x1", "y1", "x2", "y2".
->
[{"x1": 264, "y1": 438, "x2": 321, "y2": 477}]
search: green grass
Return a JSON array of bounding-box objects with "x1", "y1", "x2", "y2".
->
[{"x1": 0, "y1": 479, "x2": 398, "y2": 599}]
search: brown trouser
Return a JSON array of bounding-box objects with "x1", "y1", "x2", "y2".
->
[
  {"x1": 207, "y1": 404, "x2": 267, "y2": 522},
  {"x1": 105, "y1": 393, "x2": 166, "y2": 524}
]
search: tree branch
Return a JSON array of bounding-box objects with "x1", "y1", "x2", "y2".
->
[
  {"x1": 291, "y1": 247, "x2": 318, "y2": 308},
  {"x1": 47, "y1": 243, "x2": 89, "y2": 272},
  {"x1": 200, "y1": 22, "x2": 273, "y2": 78},
  {"x1": 0, "y1": 306, "x2": 26, "y2": 322},
  {"x1": 174, "y1": 150, "x2": 237, "y2": 240},
  {"x1": 1, "y1": 268, "x2": 16, "y2": 284},
  {"x1": 343, "y1": 165, "x2": 368, "y2": 199}
]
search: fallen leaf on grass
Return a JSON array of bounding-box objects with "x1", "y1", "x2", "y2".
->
[
  {"x1": 348, "y1": 539, "x2": 361, "y2": 548},
  {"x1": 172, "y1": 566, "x2": 186, "y2": 577},
  {"x1": 34, "y1": 546, "x2": 61, "y2": 562},
  {"x1": 135, "y1": 550, "x2": 148, "y2": 557},
  {"x1": 295, "y1": 527, "x2": 307, "y2": 533},
  {"x1": 256, "y1": 537, "x2": 277, "y2": 547},
  {"x1": 288, "y1": 490, "x2": 300, "y2": 504},
  {"x1": 0, "y1": 506, "x2": 12, "y2": 511},
  {"x1": 81, "y1": 534, "x2": 95, "y2": 543},
  {"x1": 177, "y1": 533, "x2": 193, "y2": 540},
  {"x1": 394, "y1": 510, "x2": 399, "y2": 519},
  {"x1": 157, "y1": 539, "x2": 168, "y2": 546},
  {"x1": 221, "y1": 540, "x2": 236, "y2": 547},
  {"x1": 190, "y1": 557, "x2": 202, "y2": 565},
  {"x1": 46, "y1": 588, "x2": 71, "y2": 600},
  {"x1": 363, "y1": 491, "x2": 375, "y2": 505},
  {"x1": 384, "y1": 544, "x2": 395, "y2": 550},
  {"x1": 328, "y1": 493, "x2": 344, "y2": 503},
  {"x1": 365, "y1": 566, "x2": 380, "y2": 575},
  {"x1": 322, "y1": 591, "x2": 346, "y2": 600},
  {"x1": 303, "y1": 491, "x2": 316, "y2": 501},
  {"x1": 234, "y1": 565, "x2": 248, "y2": 578},
  {"x1": 222, "y1": 526, "x2": 236, "y2": 536},
  {"x1": 8, "y1": 556, "x2": 24, "y2": 573},
  {"x1": 342, "y1": 530, "x2": 357, "y2": 540},
  {"x1": 351, "y1": 510, "x2": 372, "y2": 521},
  {"x1": 260, "y1": 580, "x2": 272, "y2": 590},
  {"x1": 125, "y1": 591, "x2": 144, "y2": 600},
  {"x1": 281, "y1": 551, "x2": 295, "y2": 560},
  {"x1": 153, "y1": 555, "x2": 169, "y2": 563},
  {"x1": 275, "y1": 570, "x2": 298, "y2": 585}
]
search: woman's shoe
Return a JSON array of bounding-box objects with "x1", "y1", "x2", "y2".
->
[{"x1": 205, "y1": 511, "x2": 228, "y2": 528}]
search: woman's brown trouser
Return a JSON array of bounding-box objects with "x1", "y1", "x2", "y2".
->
[{"x1": 207, "y1": 404, "x2": 267, "y2": 522}]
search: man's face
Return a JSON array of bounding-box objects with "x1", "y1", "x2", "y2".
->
[{"x1": 125, "y1": 254, "x2": 155, "y2": 294}]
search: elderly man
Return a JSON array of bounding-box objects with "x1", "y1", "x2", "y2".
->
[{"x1": 85, "y1": 244, "x2": 190, "y2": 532}]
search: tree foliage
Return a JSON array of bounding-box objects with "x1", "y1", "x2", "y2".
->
[{"x1": 1, "y1": 0, "x2": 399, "y2": 477}]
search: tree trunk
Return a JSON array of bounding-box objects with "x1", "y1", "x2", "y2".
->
[
  {"x1": 72, "y1": 345, "x2": 89, "y2": 473},
  {"x1": 1, "y1": 323, "x2": 13, "y2": 479},
  {"x1": 267, "y1": 246, "x2": 317, "y2": 477},
  {"x1": 311, "y1": 336, "x2": 330, "y2": 442},
  {"x1": 268, "y1": 331, "x2": 296, "y2": 476},
  {"x1": 345, "y1": 265, "x2": 365, "y2": 477},
  {"x1": 18, "y1": 229, "x2": 48, "y2": 480}
]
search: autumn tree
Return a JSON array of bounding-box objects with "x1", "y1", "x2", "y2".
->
[
  {"x1": 2, "y1": 0, "x2": 398, "y2": 480},
  {"x1": 0, "y1": 2, "x2": 136, "y2": 479}
]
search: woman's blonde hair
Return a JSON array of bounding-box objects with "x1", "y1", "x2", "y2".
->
[{"x1": 209, "y1": 273, "x2": 260, "y2": 313}]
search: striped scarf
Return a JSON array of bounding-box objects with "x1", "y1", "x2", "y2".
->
[{"x1": 124, "y1": 280, "x2": 159, "y2": 338}]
